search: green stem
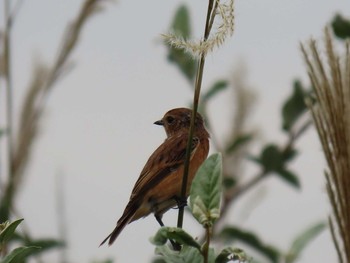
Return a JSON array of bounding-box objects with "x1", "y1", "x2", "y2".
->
[
  {"x1": 202, "y1": 225, "x2": 211, "y2": 263},
  {"x1": 177, "y1": 0, "x2": 216, "y2": 229}
]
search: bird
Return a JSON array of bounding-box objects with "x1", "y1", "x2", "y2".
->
[{"x1": 100, "y1": 108, "x2": 210, "y2": 246}]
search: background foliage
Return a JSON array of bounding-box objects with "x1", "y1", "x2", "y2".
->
[{"x1": 0, "y1": 1, "x2": 350, "y2": 262}]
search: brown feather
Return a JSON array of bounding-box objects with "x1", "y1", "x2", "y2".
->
[{"x1": 100, "y1": 108, "x2": 210, "y2": 246}]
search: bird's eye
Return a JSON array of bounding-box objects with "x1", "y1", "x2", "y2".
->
[{"x1": 166, "y1": 116, "x2": 175, "y2": 124}]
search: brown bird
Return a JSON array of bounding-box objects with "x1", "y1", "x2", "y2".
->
[{"x1": 100, "y1": 108, "x2": 210, "y2": 246}]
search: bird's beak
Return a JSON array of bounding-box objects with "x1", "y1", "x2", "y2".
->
[{"x1": 154, "y1": 119, "x2": 164, "y2": 126}]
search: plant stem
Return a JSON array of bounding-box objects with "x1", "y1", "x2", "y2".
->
[
  {"x1": 177, "y1": 0, "x2": 216, "y2": 229},
  {"x1": 3, "y1": 0, "x2": 14, "y2": 210},
  {"x1": 216, "y1": 118, "x2": 312, "y2": 229},
  {"x1": 202, "y1": 225, "x2": 211, "y2": 263}
]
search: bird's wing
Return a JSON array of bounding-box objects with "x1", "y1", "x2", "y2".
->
[
  {"x1": 100, "y1": 133, "x2": 200, "y2": 246},
  {"x1": 130, "y1": 133, "x2": 200, "y2": 200}
]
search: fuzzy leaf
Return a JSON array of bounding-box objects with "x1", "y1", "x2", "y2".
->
[
  {"x1": 0, "y1": 219, "x2": 23, "y2": 244},
  {"x1": 215, "y1": 247, "x2": 249, "y2": 263},
  {"x1": 155, "y1": 245, "x2": 203, "y2": 263},
  {"x1": 0, "y1": 246, "x2": 41, "y2": 263},
  {"x1": 151, "y1": 227, "x2": 200, "y2": 250},
  {"x1": 220, "y1": 226, "x2": 280, "y2": 263},
  {"x1": 189, "y1": 153, "x2": 223, "y2": 226},
  {"x1": 332, "y1": 14, "x2": 350, "y2": 40},
  {"x1": 282, "y1": 80, "x2": 307, "y2": 132},
  {"x1": 285, "y1": 222, "x2": 326, "y2": 263},
  {"x1": 155, "y1": 246, "x2": 216, "y2": 263},
  {"x1": 166, "y1": 5, "x2": 196, "y2": 81}
]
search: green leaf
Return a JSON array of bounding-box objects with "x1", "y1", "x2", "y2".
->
[
  {"x1": 220, "y1": 226, "x2": 280, "y2": 263},
  {"x1": 252, "y1": 144, "x2": 300, "y2": 189},
  {"x1": 152, "y1": 258, "x2": 167, "y2": 263},
  {"x1": 151, "y1": 227, "x2": 200, "y2": 250},
  {"x1": 171, "y1": 5, "x2": 191, "y2": 38},
  {"x1": 203, "y1": 80, "x2": 229, "y2": 102},
  {"x1": 259, "y1": 144, "x2": 284, "y2": 172},
  {"x1": 285, "y1": 222, "x2": 326, "y2": 263},
  {"x1": 189, "y1": 153, "x2": 223, "y2": 226},
  {"x1": 23, "y1": 238, "x2": 65, "y2": 255},
  {"x1": 282, "y1": 80, "x2": 307, "y2": 132},
  {"x1": 277, "y1": 169, "x2": 300, "y2": 189},
  {"x1": 208, "y1": 248, "x2": 216, "y2": 263},
  {"x1": 0, "y1": 246, "x2": 41, "y2": 263},
  {"x1": 226, "y1": 134, "x2": 253, "y2": 154},
  {"x1": 215, "y1": 247, "x2": 249, "y2": 263},
  {"x1": 166, "y1": 5, "x2": 196, "y2": 81},
  {"x1": 223, "y1": 177, "x2": 236, "y2": 189},
  {"x1": 332, "y1": 14, "x2": 350, "y2": 40},
  {"x1": 281, "y1": 147, "x2": 297, "y2": 162},
  {"x1": 155, "y1": 245, "x2": 203, "y2": 263},
  {"x1": 0, "y1": 219, "x2": 24, "y2": 244}
]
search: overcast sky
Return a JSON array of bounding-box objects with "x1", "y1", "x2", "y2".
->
[{"x1": 2, "y1": 0, "x2": 350, "y2": 262}]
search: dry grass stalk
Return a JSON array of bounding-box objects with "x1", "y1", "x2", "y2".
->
[
  {"x1": 1, "y1": 0, "x2": 106, "y2": 220},
  {"x1": 301, "y1": 27, "x2": 350, "y2": 263},
  {"x1": 13, "y1": 0, "x2": 105, "y2": 181}
]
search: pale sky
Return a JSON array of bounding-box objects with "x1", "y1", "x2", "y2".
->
[{"x1": 2, "y1": 0, "x2": 350, "y2": 262}]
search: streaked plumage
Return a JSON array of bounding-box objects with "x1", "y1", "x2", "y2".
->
[{"x1": 100, "y1": 108, "x2": 210, "y2": 246}]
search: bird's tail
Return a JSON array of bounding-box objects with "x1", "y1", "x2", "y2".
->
[{"x1": 100, "y1": 214, "x2": 132, "y2": 246}]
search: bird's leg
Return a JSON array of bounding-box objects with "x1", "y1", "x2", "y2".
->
[
  {"x1": 151, "y1": 199, "x2": 166, "y2": 227},
  {"x1": 155, "y1": 214, "x2": 165, "y2": 227},
  {"x1": 173, "y1": 196, "x2": 187, "y2": 209},
  {"x1": 154, "y1": 213, "x2": 181, "y2": 251}
]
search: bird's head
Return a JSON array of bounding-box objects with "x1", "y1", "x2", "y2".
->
[{"x1": 154, "y1": 108, "x2": 209, "y2": 138}]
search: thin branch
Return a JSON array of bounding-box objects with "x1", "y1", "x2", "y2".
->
[
  {"x1": 217, "y1": 118, "x2": 312, "y2": 226},
  {"x1": 177, "y1": 0, "x2": 216, "y2": 229}
]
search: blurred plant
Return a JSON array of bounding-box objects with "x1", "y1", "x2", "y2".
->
[
  {"x1": 0, "y1": 219, "x2": 40, "y2": 262},
  {"x1": 0, "y1": 0, "x2": 107, "y2": 261},
  {"x1": 0, "y1": 0, "x2": 345, "y2": 262},
  {"x1": 0, "y1": 218, "x2": 64, "y2": 262},
  {"x1": 90, "y1": 259, "x2": 113, "y2": 263},
  {"x1": 331, "y1": 14, "x2": 350, "y2": 40},
  {"x1": 151, "y1": 3, "x2": 329, "y2": 263},
  {"x1": 302, "y1": 27, "x2": 350, "y2": 263}
]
